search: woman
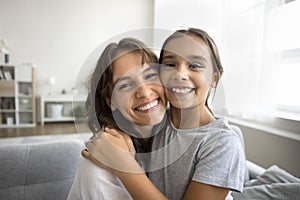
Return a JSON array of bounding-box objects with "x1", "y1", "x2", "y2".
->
[{"x1": 67, "y1": 37, "x2": 167, "y2": 199}]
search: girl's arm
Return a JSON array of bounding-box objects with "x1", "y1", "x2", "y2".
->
[
  {"x1": 82, "y1": 149, "x2": 167, "y2": 200},
  {"x1": 83, "y1": 128, "x2": 230, "y2": 200},
  {"x1": 183, "y1": 181, "x2": 229, "y2": 200}
]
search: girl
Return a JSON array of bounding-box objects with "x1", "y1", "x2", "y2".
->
[
  {"x1": 148, "y1": 28, "x2": 245, "y2": 199},
  {"x1": 83, "y1": 28, "x2": 245, "y2": 200}
]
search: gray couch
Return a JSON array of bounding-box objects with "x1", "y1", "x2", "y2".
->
[
  {"x1": 0, "y1": 134, "x2": 90, "y2": 200},
  {"x1": 0, "y1": 127, "x2": 264, "y2": 200}
]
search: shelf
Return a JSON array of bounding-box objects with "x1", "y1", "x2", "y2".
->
[
  {"x1": 0, "y1": 80, "x2": 15, "y2": 83},
  {"x1": 38, "y1": 94, "x2": 86, "y2": 125},
  {"x1": 44, "y1": 117, "x2": 75, "y2": 122},
  {"x1": 0, "y1": 64, "x2": 36, "y2": 127},
  {"x1": 0, "y1": 123, "x2": 36, "y2": 128},
  {"x1": 18, "y1": 94, "x2": 33, "y2": 97},
  {"x1": 18, "y1": 110, "x2": 33, "y2": 112},
  {"x1": 0, "y1": 109, "x2": 16, "y2": 113}
]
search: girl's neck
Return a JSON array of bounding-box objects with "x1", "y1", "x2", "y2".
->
[{"x1": 171, "y1": 105, "x2": 215, "y2": 129}]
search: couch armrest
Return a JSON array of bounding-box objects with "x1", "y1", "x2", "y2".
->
[{"x1": 246, "y1": 160, "x2": 266, "y2": 179}]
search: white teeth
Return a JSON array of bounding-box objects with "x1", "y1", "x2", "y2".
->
[
  {"x1": 171, "y1": 87, "x2": 192, "y2": 94},
  {"x1": 136, "y1": 100, "x2": 158, "y2": 111}
]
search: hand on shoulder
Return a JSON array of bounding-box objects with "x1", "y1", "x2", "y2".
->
[{"x1": 83, "y1": 128, "x2": 141, "y2": 174}]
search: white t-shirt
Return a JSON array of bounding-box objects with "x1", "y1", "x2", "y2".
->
[{"x1": 67, "y1": 156, "x2": 132, "y2": 200}]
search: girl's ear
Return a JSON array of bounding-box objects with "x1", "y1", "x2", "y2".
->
[
  {"x1": 106, "y1": 98, "x2": 116, "y2": 111},
  {"x1": 211, "y1": 72, "x2": 221, "y2": 88}
]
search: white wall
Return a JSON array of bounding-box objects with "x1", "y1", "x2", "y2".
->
[
  {"x1": 154, "y1": 0, "x2": 224, "y2": 40},
  {"x1": 0, "y1": 0, "x2": 154, "y2": 96},
  {"x1": 231, "y1": 122, "x2": 300, "y2": 178}
]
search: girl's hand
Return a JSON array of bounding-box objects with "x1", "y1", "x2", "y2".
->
[
  {"x1": 102, "y1": 127, "x2": 136, "y2": 153},
  {"x1": 83, "y1": 128, "x2": 142, "y2": 174}
]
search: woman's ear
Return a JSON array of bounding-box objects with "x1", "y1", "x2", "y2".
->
[{"x1": 106, "y1": 98, "x2": 116, "y2": 111}]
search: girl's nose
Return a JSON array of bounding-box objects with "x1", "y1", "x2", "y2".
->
[
  {"x1": 135, "y1": 84, "x2": 153, "y2": 99},
  {"x1": 173, "y1": 66, "x2": 188, "y2": 81}
]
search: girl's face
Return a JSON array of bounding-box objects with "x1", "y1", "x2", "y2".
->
[
  {"x1": 160, "y1": 35, "x2": 216, "y2": 110},
  {"x1": 110, "y1": 52, "x2": 166, "y2": 126}
]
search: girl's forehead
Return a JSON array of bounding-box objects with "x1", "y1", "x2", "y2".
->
[{"x1": 163, "y1": 36, "x2": 211, "y2": 59}]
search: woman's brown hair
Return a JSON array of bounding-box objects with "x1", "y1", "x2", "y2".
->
[{"x1": 86, "y1": 38, "x2": 158, "y2": 133}]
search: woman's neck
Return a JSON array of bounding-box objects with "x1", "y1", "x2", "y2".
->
[
  {"x1": 133, "y1": 124, "x2": 154, "y2": 138},
  {"x1": 171, "y1": 105, "x2": 214, "y2": 129}
]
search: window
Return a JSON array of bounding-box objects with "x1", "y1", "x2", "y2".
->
[
  {"x1": 219, "y1": 0, "x2": 300, "y2": 123},
  {"x1": 269, "y1": 0, "x2": 300, "y2": 121}
]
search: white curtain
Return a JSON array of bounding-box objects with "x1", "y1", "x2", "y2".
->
[{"x1": 217, "y1": 0, "x2": 300, "y2": 122}]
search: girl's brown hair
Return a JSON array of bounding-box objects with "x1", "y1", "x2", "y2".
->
[{"x1": 159, "y1": 28, "x2": 223, "y2": 114}]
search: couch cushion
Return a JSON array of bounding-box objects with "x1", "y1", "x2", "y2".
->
[
  {"x1": 0, "y1": 140, "x2": 84, "y2": 200},
  {"x1": 0, "y1": 145, "x2": 29, "y2": 188}
]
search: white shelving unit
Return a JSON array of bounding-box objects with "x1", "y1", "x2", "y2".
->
[
  {"x1": 0, "y1": 64, "x2": 36, "y2": 127},
  {"x1": 39, "y1": 94, "x2": 86, "y2": 125}
]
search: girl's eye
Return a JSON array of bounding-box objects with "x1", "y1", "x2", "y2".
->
[
  {"x1": 163, "y1": 63, "x2": 176, "y2": 68},
  {"x1": 189, "y1": 63, "x2": 204, "y2": 69},
  {"x1": 145, "y1": 73, "x2": 158, "y2": 80}
]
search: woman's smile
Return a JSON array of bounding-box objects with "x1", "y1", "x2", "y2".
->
[{"x1": 135, "y1": 98, "x2": 160, "y2": 113}]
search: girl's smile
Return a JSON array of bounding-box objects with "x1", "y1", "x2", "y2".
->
[{"x1": 160, "y1": 35, "x2": 214, "y2": 110}]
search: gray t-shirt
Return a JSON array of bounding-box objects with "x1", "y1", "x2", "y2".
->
[{"x1": 148, "y1": 113, "x2": 246, "y2": 200}]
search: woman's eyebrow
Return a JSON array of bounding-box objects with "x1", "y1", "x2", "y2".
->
[
  {"x1": 116, "y1": 76, "x2": 131, "y2": 83},
  {"x1": 142, "y1": 65, "x2": 157, "y2": 73},
  {"x1": 114, "y1": 65, "x2": 157, "y2": 85}
]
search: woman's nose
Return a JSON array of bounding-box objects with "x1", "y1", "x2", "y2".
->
[{"x1": 135, "y1": 85, "x2": 153, "y2": 99}]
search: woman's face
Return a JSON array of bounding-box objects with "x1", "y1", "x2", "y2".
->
[
  {"x1": 160, "y1": 35, "x2": 216, "y2": 110},
  {"x1": 110, "y1": 52, "x2": 166, "y2": 126}
]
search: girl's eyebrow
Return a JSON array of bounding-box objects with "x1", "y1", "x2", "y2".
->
[
  {"x1": 187, "y1": 55, "x2": 208, "y2": 63},
  {"x1": 162, "y1": 54, "x2": 207, "y2": 61},
  {"x1": 161, "y1": 55, "x2": 176, "y2": 60}
]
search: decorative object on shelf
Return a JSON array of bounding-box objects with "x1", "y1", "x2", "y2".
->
[
  {"x1": 6, "y1": 117, "x2": 13, "y2": 125},
  {"x1": 0, "y1": 70, "x2": 4, "y2": 80},
  {"x1": 48, "y1": 77, "x2": 56, "y2": 96},
  {"x1": 46, "y1": 103, "x2": 63, "y2": 118},
  {"x1": 3, "y1": 70, "x2": 12, "y2": 80},
  {"x1": 0, "y1": 38, "x2": 10, "y2": 64},
  {"x1": 71, "y1": 87, "x2": 78, "y2": 94}
]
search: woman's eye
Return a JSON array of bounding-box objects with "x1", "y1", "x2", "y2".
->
[
  {"x1": 189, "y1": 63, "x2": 203, "y2": 69},
  {"x1": 119, "y1": 83, "x2": 133, "y2": 90},
  {"x1": 145, "y1": 73, "x2": 158, "y2": 80}
]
